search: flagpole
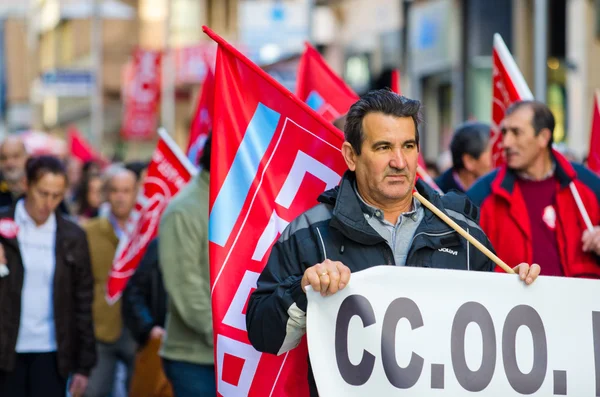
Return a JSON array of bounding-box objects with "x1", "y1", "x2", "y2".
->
[
  {"x1": 413, "y1": 191, "x2": 514, "y2": 274},
  {"x1": 90, "y1": 0, "x2": 103, "y2": 148},
  {"x1": 533, "y1": 0, "x2": 548, "y2": 101},
  {"x1": 161, "y1": 0, "x2": 175, "y2": 137}
]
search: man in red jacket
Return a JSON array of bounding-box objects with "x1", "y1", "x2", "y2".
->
[{"x1": 468, "y1": 100, "x2": 600, "y2": 277}]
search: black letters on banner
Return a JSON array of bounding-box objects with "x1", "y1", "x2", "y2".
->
[
  {"x1": 451, "y1": 302, "x2": 496, "y2": 391},
  {"x1": 593, "y1": 311, "x2": 600, "y2": 396},
  {"x1": 330, "y1": 296, "x2": 589, "y2": 393},
  {"x1": 335, "y1": 294, "x2": 376, "y2": 385},
  {"x1": 381, "y1": 298, "x2": 424, "y2": 389},
  {"x1": 502, "y1": 305, "x2": 547, "y2": 394}
]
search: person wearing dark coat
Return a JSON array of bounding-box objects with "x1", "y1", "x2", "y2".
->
[{"x1": 122, "y1": 238, "x2": 167, "y2": 346}]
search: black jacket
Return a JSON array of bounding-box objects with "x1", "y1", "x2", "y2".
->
[
  {"x1": 246, "y1": 171, "x2": 495, "y2": 396},
  {"x1": 122, "y1": 238, "x2": 167, "y2": 346},
  {"x1": 0, "y1": 205, "x2": 96, "y2": 377},
  {"x1": 435, "y1": 168, "x2": 466, "y2": 194}
]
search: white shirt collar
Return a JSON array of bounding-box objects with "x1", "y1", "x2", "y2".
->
[{"x1": 15, "y1": 199, "x2": 57, "y2": 231}]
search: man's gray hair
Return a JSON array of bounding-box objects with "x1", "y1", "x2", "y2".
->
[{"x1": 102, "y1": 164, "x2": 136, "y2": 192}]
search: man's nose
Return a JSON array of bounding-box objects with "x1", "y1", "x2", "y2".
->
[
  {"x1": 389, "y1": 149, "x2": 406, "y2": 169},
  {"x1": 503, "y1": 131, "x2": 515, "y2": 148}
]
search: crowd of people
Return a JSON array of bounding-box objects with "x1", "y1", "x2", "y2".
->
[{"x1": 0, "y1": 91, "x2": 599, "y2": 397}]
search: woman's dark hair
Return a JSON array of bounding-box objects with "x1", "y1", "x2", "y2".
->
[
  {"x1": 82, "y1": 160, "x2": 102, "y2": 177},
  {"x1": 74, "y1": 174, "x2": 101, "y2": 217},
  {"x1": 344, "y1": 89, "x2": 422, "y2": 155},
  {"x1": 26, "y1": 155, "x2": 68, "y2": 185}
]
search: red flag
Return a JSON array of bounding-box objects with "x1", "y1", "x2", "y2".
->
[
  {"x1": 121, "y1": 49, "x2": 162, "y2": 140},
  {"x1": 296, "y1": 42, "x2": 359, "y2": 122},
  {"x1": 205, "y1": 27, "x2": 347, "y2": 396},
  {"x1": 67, "y1": 126, "x2": 108, "y2": 166},
  {"x1": 588, "y1": 91, "x2": 600, "y2": 173},
  {"x1": 186, "y1": 58, "x2": 214, "y2": 166},
  {"x1": 106, "y1": 129, "x2": 196, "y2": 303},
  {"x1": 391, "y1": 69, "x2": 401, "y2": 94},
  {"x1": 491, "y1": 33, "x2": 533, "y2": 167},
  {"x1": 416, "y1": 138, "x2": 442, "y2": 193}
]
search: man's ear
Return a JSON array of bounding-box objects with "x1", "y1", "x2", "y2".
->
[
  {"x1": 342, "y1": 142, "x2": 357, "y2": 171},
  {"x1": 538, "y1": 128, "x2": 552, "y2": 148},
  {"x1": 462, "y1": 153, "x2": 476, "y2": 173}
]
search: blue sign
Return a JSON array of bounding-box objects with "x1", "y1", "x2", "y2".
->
[
  {"x1": 41, "y1": 70, "x2": 95, "y2": 85},
  {"x1": 38, "y1": 69, "x2": 95, "y2": 97}
]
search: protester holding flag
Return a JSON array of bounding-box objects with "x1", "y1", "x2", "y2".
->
[
  {"x1": 83, "y1": 168, "x2": 138, "y2": 397},
  {"x1": 246, "y1": 90, "x2": 540, "y2": 396},
  {"x1": 435, "y1": 121, "x2": 492, "y2": 193},
  {"x1": 469, "y1": 100, "x2": 600, "y2": 277},
  {"x1": 159, "y1": 136, "x2": 215, "y2": 397},
  {"x1": 0, "y1": 155, "x2": 96, "y2": 397}
]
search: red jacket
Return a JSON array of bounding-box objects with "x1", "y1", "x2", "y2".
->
[{"x1": 468, "y1": 150, "x2": 600, "y2": 278}]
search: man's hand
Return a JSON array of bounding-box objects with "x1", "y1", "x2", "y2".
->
[
  {"x1": 69, "y1": 374, "x2": 88, "y2": 397},
  {"x1": 513, "y1": 263, "x2": 541, "y2": 285},
  {"x1": 150, "y1": 326, "x2": 166, "y2": 340},
  {"x1": 582, "y1": 226, "x2": 600, "y2": 255},
  {"x1": 301, "y1": 259, "x2": 351, "y2": 296}
]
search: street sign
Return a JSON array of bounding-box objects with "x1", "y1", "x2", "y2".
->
[{"x1": 34, "y1": 69, "x2": 95, "y2": 98}]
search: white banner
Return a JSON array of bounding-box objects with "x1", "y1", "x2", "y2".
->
[{"x1": 307, "y1": 266, "x2": 600, "y2": 396}]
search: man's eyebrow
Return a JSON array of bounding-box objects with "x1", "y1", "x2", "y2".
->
[{"x1": 371, "y1": 140, "x2": 392, "y2": 148}]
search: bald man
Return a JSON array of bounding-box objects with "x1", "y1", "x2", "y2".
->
[
  {"x1": 0, "y1": 136, "x2": 28, "y2": 207},
  {"x1": 83, "y1": 168, "x2": 138, "y2": 397}
]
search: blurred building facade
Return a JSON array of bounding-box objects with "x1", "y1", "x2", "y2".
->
[
  {"x1": 0, "y1": 0, "x2": 596, "y2": 161},
  {"x1": 22, "y1": 0, "x2": 237, "y2": 161},
  {"x1": 313, "y1": 0, "x2": 598, "y2": 163}
]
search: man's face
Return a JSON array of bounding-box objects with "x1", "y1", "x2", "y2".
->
[
  {"x1": 26, "y1": 173, "x2": 67, "y2": 225},
  {"x1": 108, "y1": 173, "x2": 137, "y2": 219},
  {"x1": 343, "y1": 113, "x2": 419, "y2": 207},
  {"x1": 0, "y1": 140, "x2": 27, "y2": 182},
  {"x1": 502, "y1": 106, "x2": 549, "y2": 172}
]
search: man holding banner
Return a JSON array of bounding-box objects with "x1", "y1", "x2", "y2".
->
[
  {"x1": 246, "y1": 90, "x2": 540, "y2": 396},
  {"x1": 469, "y1": 100, "x2": 600, "y2": 277}
]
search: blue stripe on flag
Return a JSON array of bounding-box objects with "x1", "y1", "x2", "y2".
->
[
  {"x1": 306, "y1": 91, "x2": 325, "y2": 111},
  {"x1": 209, "y1": 103, "x2": 281, "y2": 247}
]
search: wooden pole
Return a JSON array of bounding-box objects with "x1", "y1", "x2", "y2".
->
[{"x1": 413, "y1": 191, "x2": 515, "y2": 274}]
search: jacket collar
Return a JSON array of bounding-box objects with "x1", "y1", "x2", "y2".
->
[
  {"x1": 437, "y1": 168, "x2": 465, "y2": 193},
  {"x1": 493, "y1": 149, "x2": 575, "y2": 201},
  {"x1": 319, "y1": 170, "x2": 450, "y2": 244},
  {"x1": 0, "y1": 203, "x2": 73, "y2": 251}
]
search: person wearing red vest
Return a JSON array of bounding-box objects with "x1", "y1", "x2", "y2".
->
[{"x1": 468, "y1": 100, "x2": 600, "y2": 277}]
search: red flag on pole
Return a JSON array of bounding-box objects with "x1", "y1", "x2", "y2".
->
[
  {"x1": 296, "y1": 42, "x2": 358, "y2": 122},
  {"x1": 186, "y1": 58, "x2": 215, "y2": 166},
  {"x1": 204, "y1": 27, "x2": 348, "y2": 397},
  {"x1": 106, "y1": 129, "x2": 196, "y2": 303},
  {"x1": 491, "y1": 33, "x2": 534, "y2": 167},
  {"x1": 67, "y1": 126, "x2": 108, "y2": 166},
  {"x1": 588, "y1": 91, "x2": 600, "y2": 173},
  {"x1": 121, "y1": 49, "x2": 162, "y2": 140},
  {"x1": 391, "y1": 69, "x2": 401, "y2": 95}
]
